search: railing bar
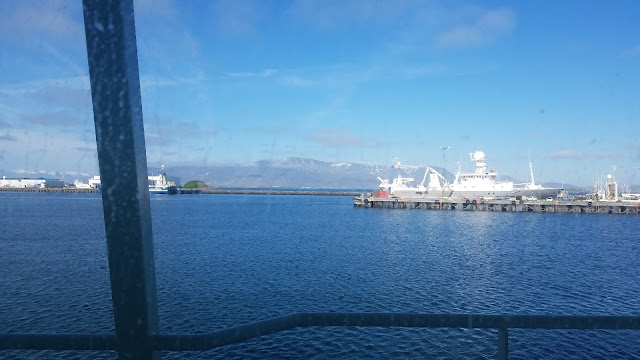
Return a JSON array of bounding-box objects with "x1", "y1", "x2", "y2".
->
[
  {"x1": 0, "y1": 334, "x2": 116, "y2": 350},
  {"x1": 152, "y1": 313, "x2": 640, "y2": 351},
  {"x1": 498, "y1": 327, "x2": 508, "y2": 360},
  {"x1": 3, "y1": 313, "x2": 640, "y2": 351},
  {"x1": 153, "y1": 314, "x2": 301, "y2": 351}
]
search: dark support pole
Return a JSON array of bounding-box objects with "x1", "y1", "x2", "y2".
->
[
  {"x1": 82, "y1": 1, "x2": 159, "y2": 359},
  {"x1": 498, "y1": 327, "x2": 508, "y2": 360}
]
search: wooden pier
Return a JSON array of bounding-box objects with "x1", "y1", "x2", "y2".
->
[{"x1": 353, "y1": 196, "x2": 640, "y2": 215}]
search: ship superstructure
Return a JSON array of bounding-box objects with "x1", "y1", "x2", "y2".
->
[{"x1": 375, "y1": 151, "x2": 562, "y2": 200}]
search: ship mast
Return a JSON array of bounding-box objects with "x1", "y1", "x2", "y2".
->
[
  {"x1": 529, "y1": 162, "x2": 536, "y2": 187},
  {"x1": 606, "y1": 165, "x2": 619, "y2": 201},
  {"x1": 439, "y1": 146, "x2": 450, "y2": 172}
]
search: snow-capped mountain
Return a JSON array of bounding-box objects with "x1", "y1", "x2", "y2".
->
[{"x1": 168, "y1": 157, "x2": 453, "y2": 189}]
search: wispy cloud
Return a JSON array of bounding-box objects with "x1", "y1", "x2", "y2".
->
[
  {"x1": 628, "y1": 142, "x2": 640, "y2": 160},
  {"x1": 550, "y1": 150, "x2": 617, "y2": 160},
  {"x1": 618, "y1": 44, "x2": 640, "y2": 58},
  {"x1": 144, "y1": 117, "x2": 217, "y2": 148},
  {"x1": 0, "y1": 76, "x2": 89, "y2": 96},
  {"x1": 0, "y1": 129, "x2": 99, "y2": 172},
  {"x1": 435, "y1": 8, "x2": 516, "y2": 49},
  {"x1": 226, "y1": 69, "x2": 278, "y2": 78},
  {"x1": 140, "y1": 73, "x2": 205, "y2": 88},
  {"x1": 75, "y1": 147, "x2": 96, "y2": 152},
  {"x1": 278, "y1": 74, "x2": 319, "y2": 88},
  {"x1": 0, "y1": 0, "x2": 84, "y2": 45},
  {"x1": 134, "y1": 0, "x2": 178, "y2": 21},
  {"x1": 21, "y1": 110, "x2": 79, "y2": 127},
  {"x1": 0, "y1": 135, "x2": 17, "y2": 141},
  {"x1": 310, "y1": 128, "x2": 363, "y2": 147},
  {"x1": 134, "y1": 0, "x2": 203, "y2": 78},
  {"x1": 283, "y1": 0, "x2": 416, "y2": 30},
  {"x1": 33, "y1": 87, "x2": 92, "y2": 109},
  {"x1": 210, "y1": 0, "x2": 269, "y2": 38},
  {"x1": 245, "y1": 125, "x2": 292, "y2": 134}
]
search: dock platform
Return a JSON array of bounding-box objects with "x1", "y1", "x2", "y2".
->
[{"x1": 353, "y1": 195, "x2": 640, "y2": 215}]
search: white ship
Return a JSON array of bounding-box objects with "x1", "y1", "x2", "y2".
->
[
  {"x1": 86, "y1": 166, "x2": 178, "y2": 194},
  {"x1": 449, "y1": 151, "x2": 562, "y2": 200},
  {"x1": 375, "y1": 151, "x2": 562, "y2": 200},
  {"x1": 377, "y1": 160, "x2": 451, "y2": 199}
]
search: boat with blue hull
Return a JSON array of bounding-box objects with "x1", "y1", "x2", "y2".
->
[{"x1": 148, "y1": 165, "x2": 178, "y2": 194}]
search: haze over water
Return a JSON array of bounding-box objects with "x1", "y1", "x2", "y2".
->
[{"x1": 1, "y1": 192, "x2": 639, "y2": 359}]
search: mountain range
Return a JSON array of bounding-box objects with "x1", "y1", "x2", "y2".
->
[
  {"x1": 166, "y1": 157, "x2": 454, "y2": 189},
  {"x1": 2, "y1": 157, "x2": 629, "y2": 191}
]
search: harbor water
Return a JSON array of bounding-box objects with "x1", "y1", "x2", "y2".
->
[{"x1": 1, "y1": 192, "x2": 639, "y2": 359}]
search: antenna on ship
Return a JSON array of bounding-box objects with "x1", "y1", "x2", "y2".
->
[{"x1": 439, "y1": 146, "x2": 450, "y2": 172}]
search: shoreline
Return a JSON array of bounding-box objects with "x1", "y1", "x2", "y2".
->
[
  {"x1": 0, "y1": 187, "x2": 361, "y2": 196},
  {"x1": 0, "y1": 187, "x2": 100, "y2": 193}
]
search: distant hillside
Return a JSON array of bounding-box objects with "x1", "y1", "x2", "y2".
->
[
  {"x1": 2, "y1": 160, "x2": 632, "y2": 191},
  {"x1": 168, "y1": 158, "x2": 454, "y2": 189}
]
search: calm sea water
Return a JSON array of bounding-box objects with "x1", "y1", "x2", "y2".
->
[{"x1": 1, "y1": 192, "x2": 639, "y2": 359}]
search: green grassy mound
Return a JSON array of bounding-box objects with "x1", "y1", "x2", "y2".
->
[{"x1": 182, "y1": 180, "x2": 209, "y2": 189}]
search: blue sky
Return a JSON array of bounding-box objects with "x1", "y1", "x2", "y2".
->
[{"x1": 0, "y1": 0, "x2": 639, "y2": 186}]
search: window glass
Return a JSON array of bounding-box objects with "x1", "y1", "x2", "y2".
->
[
  {"x1": 0, "y1": 0, "x2": 114, "y2": 358},
  {"x1": 1, "y1": 1, "x2": 639, "y2": 359}
]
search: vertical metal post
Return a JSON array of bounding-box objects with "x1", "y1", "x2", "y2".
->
[
  {"x1": 82, "y1": 1, "x2": 159, "y2": 359},
  {"x1": 498, "y1": 327, "x2": 508, "y2": 360}
]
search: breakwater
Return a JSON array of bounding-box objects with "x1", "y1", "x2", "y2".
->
[
  {"x1": 353, "y1": 195, "x2": 640, "y2": 215},
  {"x1": 201, "y1": 189, "x2": 361, "y2": 196},
  {"x1": 0, "y1": 187, "x2": 359, "y2": 196}
]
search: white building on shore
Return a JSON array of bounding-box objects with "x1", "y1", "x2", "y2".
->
[{"x1": 1, "y1": 176, "x2": 64, "y2": 188}]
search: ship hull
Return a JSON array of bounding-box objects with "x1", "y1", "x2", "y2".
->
[
  {"x1": 390, "y1": 189, "x2": 452, "y2": 199},
  {"x1": 149, "y1": 185, "x2": 178, "y2": 194},
  {"x1": 450, "y1": 188, "x2": 563, "y2": 200}
]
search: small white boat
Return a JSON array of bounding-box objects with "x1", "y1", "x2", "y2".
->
[{"x1": 148, "y1": 165, "x2": 177, "y2": 194}]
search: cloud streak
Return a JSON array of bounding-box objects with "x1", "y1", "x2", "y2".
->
[
  {"x1": 21, "y1": 110, "x2": 79, "y2": 127},
  {"x1": 283, "y1": 0, "x2": 415, "y2": 30},
  {"x1": 0, "y1": 0, "x2": 84, "y2": 44},
  {"x1": 550, "y1": 150, "x2": 617, "y2": 160},
  {"x1": 210, "y1": 0, "x2": 269, "y2": 38},
  {"x1": 144, "y1": 117, "x2": 218, "y2": 148},
  {"x1": 310, "y1": 128, "x2": 363, "y2": 147},
  {"x1": 245, "y1": 125, "x2": 292, "y2": 134},
  {"x1": 0, "y1": 135, "x2": 17, "y2": 141},
  {"x1": 618, "y1": 44, "x2": 640, "y2": 58},
  {"x1": 435, "y1": 8, "x2": 516, "y2": 49},
  {"x1": 226, "y1": 69, "x2": 278, "y2": 78},
  {"x1": 0, "y1": 76, "x2": 89, "y2": 96}
]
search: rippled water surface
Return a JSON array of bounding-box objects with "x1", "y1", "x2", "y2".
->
[{"x1": 1, "y1": 192, "x2": 639, "y2": 359}]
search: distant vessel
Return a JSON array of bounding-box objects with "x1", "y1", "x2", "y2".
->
[
  {"x1": 377, "y1": 160, "x2": 450, "y2": 199},
  {"x1": 449, "y1": 151, "x2": 562, "y2": 200},
  {"x1": 373, "y1": 151, "x2": 562, "y2": 200},
  {"x1": 148, "y1": 165, "x2": 178, "y2": 194},
  {"x1": 86, "y1": 166, "x2": 178, "y2": 194}
]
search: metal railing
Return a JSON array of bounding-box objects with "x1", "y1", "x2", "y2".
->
[{"x1": 3, "y1": 313, "x2": 640, "y2": 359}]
